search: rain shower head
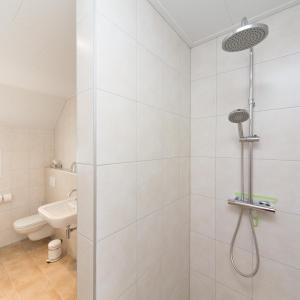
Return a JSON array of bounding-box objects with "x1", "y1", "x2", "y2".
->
[
  {"x1": 228, "y1": 109, "x2": 249, "y2": 138},
  {"x1": 222, "y1": 17, "x2": 268, "y2": 52}
]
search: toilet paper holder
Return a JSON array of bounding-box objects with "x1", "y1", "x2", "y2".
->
[{"x1": 0, "y1": 193, "x2": 13, "y2": 203}]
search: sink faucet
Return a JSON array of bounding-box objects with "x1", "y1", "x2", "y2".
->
[
  {"x1": 70, "y1": 161, "x2": 77, "y2": 173},
  {"x1": 68, "y1": 188, "x2": 77, "y2": 198}
]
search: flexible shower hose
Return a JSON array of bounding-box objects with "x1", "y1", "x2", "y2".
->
[
  {"x1": 230, "y1": 207, "x2": 260, "y2": 277},
  {"x1": 229, "y1": 142, "x2": 260, "y2": 277}
]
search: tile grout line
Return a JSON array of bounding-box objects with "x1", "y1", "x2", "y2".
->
[{"x1": 214, "y1": 38, "x2": 218, "y2": 300}]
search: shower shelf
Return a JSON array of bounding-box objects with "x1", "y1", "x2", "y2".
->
[{"x1": 228, "y1": 198, "x2": 276, "y2": 213}]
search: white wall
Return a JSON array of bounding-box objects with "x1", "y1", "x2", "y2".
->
[
  {"x1": 190, "y1": 4, "x2": 300, "y2": 300},
  {"x1": 54, "y1": 99, "x2": 76, "y2": 169},
  {"x1": 0, "y1": 127, "x2": 53, "y2": 247},
  {"x1": 0, "y1": 83, "x2": 65, "y2": 130},
  {"x1": 76, "y1": 0, "x2": 191, "y2": 299}
]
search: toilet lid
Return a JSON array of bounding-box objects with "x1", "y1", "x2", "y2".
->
[{"x1": 14, "y1": 214, "x2": 47, "y2": 230}]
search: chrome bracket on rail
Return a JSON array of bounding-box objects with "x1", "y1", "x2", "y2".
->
[
  {"x1": 240, "y1": 135, "x2": 260, "y2": 142},
  {"x1": 228, "y1": 197, "x2": 276, "y2": 213}
]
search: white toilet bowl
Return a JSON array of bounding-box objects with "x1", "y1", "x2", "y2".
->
[{"x1": 14, "y1": 214, "x2": 54, "y2": 241}]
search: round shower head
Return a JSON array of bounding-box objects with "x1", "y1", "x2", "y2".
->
[
  {"x1": 228, "y1": 109, "x2": 249, "y2": 123},
  {"x1": 222, "y1": 18, "x2": 268, "y2": 52}
]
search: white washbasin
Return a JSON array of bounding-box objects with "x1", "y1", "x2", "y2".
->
[{"x1": 38, "y1": 198, "x2": 77, "y2": 229}]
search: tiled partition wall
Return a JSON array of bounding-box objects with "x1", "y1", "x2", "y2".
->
[
  {"x1": 190, "y1": 4, "x2": 300, "y2": 300},
  {"x1": 94, "y1": 0, "x2": 191, "y2": 299},
  {"x1": 76, "y1": 0, "x2": 191, "y2": 299},
  {"x1": 76, "y1": 0, "x2": 96, "y2": 299}
]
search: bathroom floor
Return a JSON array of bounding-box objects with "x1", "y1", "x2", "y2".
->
[{"x1": 0, "y1": 238, "x2": 76, "y2": 300}]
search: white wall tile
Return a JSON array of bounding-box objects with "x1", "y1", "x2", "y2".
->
[
  {"x1": 163, "y1": 23, "x2": 184, "y2": 71},
  {"x1": 137, "y1": 104, "x2": 164, "y2": 160},
  {"x1": 119, "y1": 285, "x2": 137, "y2": 300},
  {"x1": 97, "y1": 17, "x2": 137, "y2": 100},
  {"x1": 253, "y1": 257, "x2": 300, "y2": 300},
  {"x1": 163, "y1": 112, "x2": 180, "y2": 157},
  {"x1": 96, "y1": 0, "x2": 137, "y2": 38},
  {"x1": 77, "y1": 16, "x2": 94, "y2": 93},
  {"x1": 253, "y1": 159, "x2": 300, "y2": 215},
  {"x1": 216, "y1": 283, "x2": 251, "y2": 300},
  {"x1": 256, "y1": 211, "x2": 300, "y2": 268},
  {"x1": 255, "y1": 53, "x2": 300, "y2": 111},
  {"x1": 191, "y1": 157, "x2": 215, "y2": 197},
  {"x1": 97, "y1": 163, "x2": 137, "y2": 239},
  {"x1": 137, "y1": 0, "x2": 164, "y2": 58},
  {"x1": 161, "y1": 231, "x2": 189, "y2": 299},
  {"x1": 137, "y1": 46, "x2": 163, "y2": 109},
  {"x1": 97, "y1": 91, "x2": 137, "y2": 164},
  {"x1": 77, "y1": 233, "x2": 94, "y2": 300},
  {"x1": 190, "y1": 233, "x2": 215, "y2": 278},
  {"x1": 137, "y1": 212, "x2": 162, "y2": 277},
  {"x1": 98, "y1": 224, "x2": 137, "y2": 300},
  {"x1": 77, "y1": 90, "x2": 94, "y2": 164},
  {"x1": 191, "y1": 76, "x2": 216, "y2": 118},
  {"x1": 162, "y1": 65, "x2": 181, "y2": 114},
  {"x1": 255, "y1": 4, "x2": 300, "y2": 64},
  {"x1": 77, "y1": 164, "x2": 94, "y2": 240},
  {"x1": 217, "y1": 67, "x2": 248, "y2": 116},
  {"x1": 255, "y1": 108, "x2": 300, "y2": 160},
  {"x1": 136, "y1": 262, "x2": 161, "y2": 300},
  {"x1": 191, "y1": 117, "x2": 216, "y2": 157},
  {"x1": 137, "y1": 160, "x2": 164, "y2": 218},
  {"x1": 191, "y1": 195, "x2": 215, "y2": 238},
  {"x1": 191, "y1": 39, "x2": 216, "y2": 80},
  {"x1": 190, "y1": 272, "x2": 215, "y2": 300},
  {"x1": 163, "y1": 199, "x2": 189, "y2": 254},
  {"x1": 216, "y1": 241, "x2": 252, "y2": 297},
  {"x1": 179, "y1": 117, "x2": 190, "y2": 157},
  {"x1": 179, "y1": 158, "x2": 190, "y2": 198},
  {"x1": 163, "y1": 158, "x2": 180, "y2": 205},
  {"x1": 77, "y1": 0, "x2": 93, "y2": 23},
  {"x1": 0, "y1": 210, "x2": 12, "y2": 231}
]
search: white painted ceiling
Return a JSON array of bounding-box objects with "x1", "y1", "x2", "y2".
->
[
  {"x1": 149, "y1": 0, "x2": 300, "y2": 46},
  {"x1": 0, "y1": 0, "x2": 75, "y2": 98}
]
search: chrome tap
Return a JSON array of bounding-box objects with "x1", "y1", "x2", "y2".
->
[
  {"x1": 68, "y1": 188, "x2": 77, "y2": 198},
  {"x1": 70, "y1": 161, "x2": 77, "y2": 173}
]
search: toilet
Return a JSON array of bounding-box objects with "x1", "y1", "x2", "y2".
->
[{"x1": 14, "y1": 214, "x2": 54, "y2": 241}]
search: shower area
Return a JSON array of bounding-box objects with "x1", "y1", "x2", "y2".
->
[{"x1": 76, "y1": 1, "x2": 300, "y2": 299}]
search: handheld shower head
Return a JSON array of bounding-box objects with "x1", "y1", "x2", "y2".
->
[{"x1": 228, "y1": 109, "x2": 249, "y2": 138}]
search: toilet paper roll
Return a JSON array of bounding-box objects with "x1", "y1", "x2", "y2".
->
[{"x1": 2, "y1": 193, "x2": 12, "y2": 202}]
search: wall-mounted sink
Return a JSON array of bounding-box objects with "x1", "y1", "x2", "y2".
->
[{"x1": 38, "y1": 198, "x2": 77, "y2": 229}]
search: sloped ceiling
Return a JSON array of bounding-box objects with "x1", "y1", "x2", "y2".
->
[
  {"x1": 149, "y1": 0, "x2": 300, "y2": 46},
  {"x1": 0, "y1": 0, "x2": 75, "y2": 129},
  {"x1": 0, "y1": 0, "x2": 75, "y2": 98}
]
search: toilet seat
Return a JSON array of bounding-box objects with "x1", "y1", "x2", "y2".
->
[{"x1": 14, "y1": 214, "x2": 47, "y2": 232}]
